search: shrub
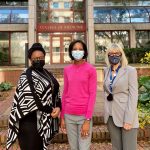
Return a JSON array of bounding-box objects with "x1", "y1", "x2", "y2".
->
[
  {"x1": 124, "y1": 48, "x2": 149, "y2": 63},
  {"x1": 140, "y1": 52, "x2": 150, "y2": 64},
  {"x1": 0, "y1": 82, "x2": 13, "y2": 91},
  {"x1": 138, "y1": 76, "x2": 150, "y2": 128}
]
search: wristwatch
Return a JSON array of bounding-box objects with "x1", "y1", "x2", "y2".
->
[{"x1": 86, "y1": 118, "x2": 91, "y2": 121}]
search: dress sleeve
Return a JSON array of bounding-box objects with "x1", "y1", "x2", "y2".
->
[
  {"x1": 60, "y1": 68, "x2": 68, "y2": 119},
  {"x1": 85, "y1": 67, "x2": 97, "y2": 119}
]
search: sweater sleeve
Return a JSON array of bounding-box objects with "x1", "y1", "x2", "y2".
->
[
  {"x1": 85, "y1": 67, "x2": 97, "y2": 119},
  {"x1": 60, "y1": 68, "x2": 68, "y2": 118}
]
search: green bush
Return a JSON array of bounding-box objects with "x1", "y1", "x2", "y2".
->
[
  {"x1": 124, "y1": 48, "x2": 149, "y2": 63},
  {"x1": 140, "y1": 52, "x2": 150, "y2": 64},
  {"x1": 0, "y1": 82, "x2": 13, "y2": 91},
  {"x1": 138, "y1": 76, "x2": 150, "y2": 128}
]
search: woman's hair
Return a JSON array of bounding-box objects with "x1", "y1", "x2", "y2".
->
[
  {"x1": 68, "y1": 40, "x2": 88, "y2": 60},
  {"x1": 105, "y1": 43, "x2": 128, "y2": 67},
  {"x1": 28, "y1": 43, "x2": 46, "y2": 59}
]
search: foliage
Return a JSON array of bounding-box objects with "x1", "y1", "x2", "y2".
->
[
  {"x1": 138, "y1": 76, "x2": 150, "y2": 128},
  {"x1": 124, "y1": 48, "x2": 149, "y2": 63},
  {"x1": 0, "y1": 82, "x2": 13, "y2": 91},
  {"x1": 0, "y1": 51, "x2": 9, "y2": 65},
  {"x1": 140, "y1": 52, "x2": 150, "y2": 64}
]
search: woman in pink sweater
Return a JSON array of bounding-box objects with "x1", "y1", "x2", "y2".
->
[{"x1": 60, "y1": 40, "x2": 97, "y2": 150}]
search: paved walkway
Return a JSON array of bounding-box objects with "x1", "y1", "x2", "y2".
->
[{"x1": 0, "y1": 80, "x2": 150, "y2": 150}]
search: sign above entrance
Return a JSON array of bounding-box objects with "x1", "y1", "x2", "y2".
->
[{"x1": 37, "y1": 23, "x2": 86, "y2": 32}]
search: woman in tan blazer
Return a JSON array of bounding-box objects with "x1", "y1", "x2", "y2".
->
[{"x1": 103, "y1": 43, "x2": 139, "y2": 150}]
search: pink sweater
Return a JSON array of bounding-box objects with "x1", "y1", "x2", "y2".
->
[{"x1": 61, "y1": 62, "x2": 97, "y2": 119}]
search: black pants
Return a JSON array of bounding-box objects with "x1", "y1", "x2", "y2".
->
[{"x1": 18, "y1": 111, "x2": 43, "y2": 150}]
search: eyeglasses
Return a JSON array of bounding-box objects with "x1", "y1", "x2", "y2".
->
[
  {"x1": 31, "y1": 56, "x2": 45, "y2": 61},
  {"x1": 108, "y1": 52, "x2": 122, "y2": 57}
]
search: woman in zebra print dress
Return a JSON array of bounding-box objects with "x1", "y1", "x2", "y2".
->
[{"x1": 6, "y1": 43, "x2": 61, "y2": 150}]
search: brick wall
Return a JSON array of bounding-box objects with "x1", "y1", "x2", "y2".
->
[{"x1": 0, "y1": 67, "x2": 149, "y2": 86}]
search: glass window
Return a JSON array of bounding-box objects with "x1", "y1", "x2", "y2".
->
[
  {"x1": 129, "y1": 7, "x2": 149, "y2": 22},
  {"x1": 94, "y1": 8, "x2": 111, "y2": 23},
  {"x1": 136, "y1": 31, "x2": 150, "y2": 48},
  {"x1": 38, "y1": 33, "x2": 50, "y2": 64},
  {"x1": 95, "y1": 31, "x2": 111, "y2": 63},
  {"x1": 37, "y1": 0, "x2": 85, "y2": 23},
  {"x1": 0, "y1": 9, "x2": 11, "y2": 23},
  {"x1": 11, "y1": 32, "x2": 27, "y2": 65},
  {"x1": 37, "y1": 10, "x2": 48, "y2": 23},
  {"x1": 64, "y1": 2, "x2": 70, "y2": 9},
  {"x1": 95, "y1": 31, "x2": 129, "y2": 63},
  {"x1": 53, "y1": 2, "x2": 59, "y2": 8},
  {"x1": 11, "y1": 9, "x2": 28, "y2": 23},
  {"x1": 111, "y1": 8, "x2": 130, "y2": 23},
  {"x1": 74, "y1": 1, "x2": 84, "y2": 10},
  {"x1": 74, "y1": 11, "x2": 84, "y2": 23},
  {"x1": 38, "y1": 0, "x2": 48, "y2": 9},
  {"x1": 0, "y1": 32, "x2": 9, "y2": 65}
]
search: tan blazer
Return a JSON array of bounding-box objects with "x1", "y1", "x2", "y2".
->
[{"x1": 103, "y1": 65, "x2": 139, "y2": 128}]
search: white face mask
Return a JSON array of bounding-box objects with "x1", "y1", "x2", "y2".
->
[{"x1": 72, "y1": 50, "x2": 84, "y2": 60}]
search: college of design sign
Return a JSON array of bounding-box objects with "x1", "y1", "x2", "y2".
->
[{"x1": 37, "y1": 23, "x2": 86, "y2": 32}]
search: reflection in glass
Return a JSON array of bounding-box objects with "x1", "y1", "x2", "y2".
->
[
  {"x1": 0, "y1": 32, "x2": 9, "y2": 65},
  {"x1": 94, "y1": 8, "x2": 110, "y2": 23},
  {"x1": 11, "y1": 9, "x2": 28, "y2": 23},
  {"x1": 129, "y1": 8, "x2": 149, "y2": 22},
  {"x1": 63, "y1": 37, "x2": 72, "y2": 63},
  {"x1": 11, "y1": 32, "x2": 27, "y2": 65},
  {"x1": 52, "y1": 37, "x2": 60, "y2": 63},
  {"x1": 95, "y1": 31, "x2": 129, "y2": 63},
  {"x1": 0, "y1": 9, "x2": 11, "y2": 23},
  {"x1": 95, "y1": 31, "x2": 111, "y2": 63},
  {"x1": 38, "y1": 33, "x2": 50, "y2": 64},
  {"x1": 111, "y1": 8, "x2": 130, "y2": 23},
  {"x1": 112, "y1": 31, "x2": 129, "y2": 48},
  {"x1": 136, "y1": 31, "x2": 150, "y2": 48},
  {"x1": 94, "y1": 7, "x2": 150, "y2": 23},
  {"x1": 37, "y1": 0, "x2": 85, "y2": 23},
  {"x1": 0, "y1": 8, "x2": 28, "y2": 23},
  {"x1": 38, "y1": 11, "x2": 48, "y2": 23}
]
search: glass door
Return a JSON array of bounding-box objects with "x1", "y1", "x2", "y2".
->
[{"x1": 51, "y1": 35, "x2": 72, "y2": 64}]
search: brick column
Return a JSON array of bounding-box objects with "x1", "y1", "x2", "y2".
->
[{"x1": 86, "y1": 0, "x2": 95, "y2": 64}]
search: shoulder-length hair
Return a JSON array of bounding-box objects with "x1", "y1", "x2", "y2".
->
[
  {"x1": 105, "y1": 43, "x2": 128, "y2": 67},
  {"x1": 68, "y1": 40, "x2": 88, "y2": 60}
]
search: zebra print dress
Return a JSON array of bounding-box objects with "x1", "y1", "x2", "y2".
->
[{"x1": 6, "y1": 67, "x2": 61, "y2": 150}]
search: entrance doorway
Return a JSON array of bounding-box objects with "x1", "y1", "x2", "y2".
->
[{"x1": 50, "y1": 35, "x2": 72, "y2": 64}]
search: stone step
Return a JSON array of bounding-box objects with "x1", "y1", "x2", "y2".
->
[
  {"x1": 0, "y1": 115, "x2": 104, "y2": 129},
  {"x1": 0, "y1": 125, "x2": 150, "y2": 146}
]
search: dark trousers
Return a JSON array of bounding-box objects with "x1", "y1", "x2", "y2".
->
[{"x1": 18, "y1": 111, "x2": 43, "y2": 150}]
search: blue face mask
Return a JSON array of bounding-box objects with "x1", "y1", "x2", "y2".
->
[
  {"x1": 72, "y1": 50, "x2": 84, "y2": 60},
  {"x1": 108, "y1": 55, "x2": 121, "y2": 65}
]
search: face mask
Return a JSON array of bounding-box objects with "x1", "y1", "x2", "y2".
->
[
  {"x1": 108, "y1": 55, "x2": 121, "y2": 65},
  {"x1": 72, "y1": 50, "x2": 84, "y2": 60},
  {"x1": 32, "y1": 60, "x2": 45, "y2": 71}
]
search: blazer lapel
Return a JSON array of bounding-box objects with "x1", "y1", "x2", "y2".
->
[
  {"x1": 104, "y1": 67, "x2": 111, "y2": 93},
  {"x1": 112, "y1": 67, "x2": 126, "y2": 89}
]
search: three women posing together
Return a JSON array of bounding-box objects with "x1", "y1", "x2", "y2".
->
[{"x1": 7, "y1": 40, "x2": 138, "y2": 150}]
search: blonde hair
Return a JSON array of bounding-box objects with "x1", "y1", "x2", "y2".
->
[{"x1": 105, "y1": 43, "x2": 128, "y2": 67}]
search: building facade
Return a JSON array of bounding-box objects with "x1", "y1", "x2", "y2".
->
[{"x1": 0, "y1": 0, "x2": 150, "y2": 66}]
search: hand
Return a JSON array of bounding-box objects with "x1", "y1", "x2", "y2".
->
[
  {"x1": 123, "y1": 123, "x2": 132, "y2": 130},
  {"x1": 51, "y1": 107, "x2": 60, "y2": 118},
  {"x1": 60, "y1": 118, "x2": 67, "y2": 134},
  {"x1": 81, "y1": 120, "x2": 90, "y2": 138}
]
